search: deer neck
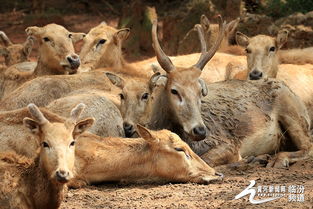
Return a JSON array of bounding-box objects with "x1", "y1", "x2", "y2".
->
[
  {"x1": 270, "y1": 56, "x2": 279, "y2": 78},
  {"x1": 74, "y1": 134, "x2": 155, "y2": 184},
  {"x1": 24, "y1": 156, "x2": 65, "y2": 209},
  {"x1": 34, "y1": 56, "x2": 65, "y2": 76},
  {"x1": 148, "y1": 87, "x2": 175, "y2": 130}
]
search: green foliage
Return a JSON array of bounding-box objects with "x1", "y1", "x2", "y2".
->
[{"x1": 263, "y1": 0, "x2": 313, "y2": 18}]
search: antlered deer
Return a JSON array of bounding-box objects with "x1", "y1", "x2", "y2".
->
[{"x1": 110, "y1": 16, "x2": 313, "y2": 168}]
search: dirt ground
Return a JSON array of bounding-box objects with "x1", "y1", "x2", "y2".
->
[
  {"x1": 60, "y1": 159, "x2": 313, "y2": 209},
  {"x1": 1, "y1": 11, "x2": 313, "y2": 209}
]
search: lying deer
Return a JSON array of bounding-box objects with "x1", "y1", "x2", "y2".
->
[
  {"x1": 108, "y1": 15, "x2": 313, "y2": 168},
  {"x1": 233, "y1": 30, "x2": 313, "y2": 126},
  {"x1": 0, "y1": 106, "x2": 222, "y2": 189}
]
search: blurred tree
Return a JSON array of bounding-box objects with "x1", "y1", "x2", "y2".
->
[{"x1": 32, "y1": 0, "x2": 45, "y2": 14}]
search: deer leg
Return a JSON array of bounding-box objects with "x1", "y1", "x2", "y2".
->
[
  {"x1": 266, "y1": 150, "x2": 308, "y2": 168},
  {"x1": 272, "y1": 87, "x2": 313, "y2": 168},
  {"x1": 200, "y1": 143, "x2": 241, "y2": 167}
]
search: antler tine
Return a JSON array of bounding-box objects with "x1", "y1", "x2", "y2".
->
[
  {"x1": 151, "y1": 20, "x2": 175, "y2": 73},
  {"x1": 27, "y1": 103, "x2": 49, "y2": 125},
  {"x1": 0, "y1": 31, "x2": 13, "y2": 47},
  {"x1": 193, "y1": 15, "x2": 226, "y2": 71},
  {"x1": 194, "y1": 24, "x2": 207, "y2": 62},
  {"x1": 200, "y1": 15, "x2": 210, "y2": 33}
]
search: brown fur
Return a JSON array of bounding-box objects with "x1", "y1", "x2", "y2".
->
[
  {"x1": 77, "y1": 22, "x2": 154, "y2": 79},
  {"x1": 235, "y1": 31, "x2": 313, "y2": 126},
  {"x1": 0, "y1": 24, "x2": 85, "y2": 99},
  {"x1": 69, "y1": 127, "x2": 221, "y2": 188},
  {"x1": 0, "y1": 104, "x2": 93, "y2": 209},
  {"x1": 115, "y1": 17, "x2": 313, "y2": 168},
  {"x1": 0, "y1": 32, "x2": 33, "y2": 66},
  {"x1": 0, "y1": 71, "x2": 114, "y2": 111},
  {"x1": 278, "y1": 47, "x2": 313, "y2": 65},
  {"x1": 0, "y1": 108, "x2": 221, "y2": 189},
  {"x1": 0, "y1": 71, "x2": 124, "y2": 137}
]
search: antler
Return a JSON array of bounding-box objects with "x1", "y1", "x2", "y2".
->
[
  {"x1": 27, "y1": 104, "x2": 49, "y2": 125},
  {"x1": 193, "y1": 15, "x2": 226, "y2": 70},
  {"x1": 151, "y1": 20, "x2": 175, "y2": 73},
  {"x1": 0, "y1": 31, "x2": 13, "y2": 47}
]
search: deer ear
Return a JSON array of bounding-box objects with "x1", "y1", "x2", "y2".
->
[
  {"x1": 114, "y1": 28, "x2": 130, "y2": 44},
  {"x1": 73, "y1": 117, "x2": 94, "y2": 138},
  {"x1": 136, "y1": 124, "x2": 158, "y2": 143},
  {"x1": 23, "y1": 117, "x2": 41, "y2": 134},
  {"x1": 0, "y1": 47, "x2": 8, "y2": 56},
  {"x1": 71, "y1": 32, "x2": 86, "y2": 43},
  {"x1": 149, "y1": 73, "x2": 167, "y2": 91},
  {"x1": 25, "y1": 26, "x2": 43, "y2": 38},
  {"x1": 236, "y1": 32, "x2": 249, "y2": 48},
  {"x1": 22, "y1": 36, "x2": 34, "y2": 57},
  {"x1": 276, "y1": 29, "x2": 288, "y2": 49},
  {"x1": 226, "y1": 18, "x2": 240, "y2": 37},
  {"x1": 105, "y1": 72, "x2": 125, "y2": 89}
]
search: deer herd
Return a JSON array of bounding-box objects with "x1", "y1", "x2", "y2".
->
[{"x1": 0, "y1": 12, "x2": 312, "y2": 208}]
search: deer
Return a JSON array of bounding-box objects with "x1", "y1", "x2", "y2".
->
[
  {"x1": 0, "y1": 103, "x2": 94, "y2": 209},
  {"x1": 69, "y1": 124, "x2": 222, "y2": 188},
  {"x1": 109, "y1": 15, "x2": 313, "y2": 168},
  {"x1": 133, "y1": 16, "x2": 247, "y2": 84},
  {"x1": 0, "y1": 31, "x2": 34, "y2": 67},
  {"x1": 46, "y1": 90, "x2": 125, "y2": 137},
  {"x1": 0, "y1": 70, "x2": 125, "y2": 137},
  {"x1": 0, "y1": 23, "x2": 85, "y2": 99},
  {"x1": 235, "y1": 30, "x2": 313, "y2": 126},
  {"x1": 0, "y1": 106, "x2": 222, "y2": 189},
  {"x1": 77, "y1": 22, "x2": 153, "y2": 80}
]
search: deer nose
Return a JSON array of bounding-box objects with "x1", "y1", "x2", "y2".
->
[
  {"x1": 67, "y1": 54, "x2": 80, "y2": 70},
  {"x1": 56, "y1": 170, "x2": 70, "y2": 183},
  {"x1": 123, "y1": 122, "x2": 134, "y2": 137},
  {"x1": 249, "y1": 70, "x2": 263, "y2": 80},
  {"x1": 192, "y1": 126, "x2": 207, "y2": 141}
]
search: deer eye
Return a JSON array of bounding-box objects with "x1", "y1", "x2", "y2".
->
[
  {"x1": 119, "y1": 93, "x2": 124, "y2": 100},
  {"x1": 269, "y1": 46, "x2": 276, "y2": 52},
  {"x1": 98, "y1": 39, "x2": 106, "y2": 44},
  {"x1": 43, "y1": 37, "x2": 50, "y2": 42},
  {"x1": 69, "y1": 141, "x2": 75, "y2": 147},
  {"x1": 42, "y1": 142, "x2": 50, "y2": 148},
  {"x1": 171, "y1": 89, "x2": 178, "y2": 95},
  {"x1": 68, "y1": 34, "x2": 72, "y2": 38},
  {"x1": 141, "y1": 93, "x2": 149, "y2": 100},
  {"x1": 245, "y1": 48, "x2": 251, "y2": 54},
  {"x1": 174, "y1": 147, "x2": 184, "y2": 152}
]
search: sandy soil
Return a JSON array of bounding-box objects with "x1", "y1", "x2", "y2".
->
[{"x1": 60, "y1": 159, "x2": 313, "y2": 209}]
